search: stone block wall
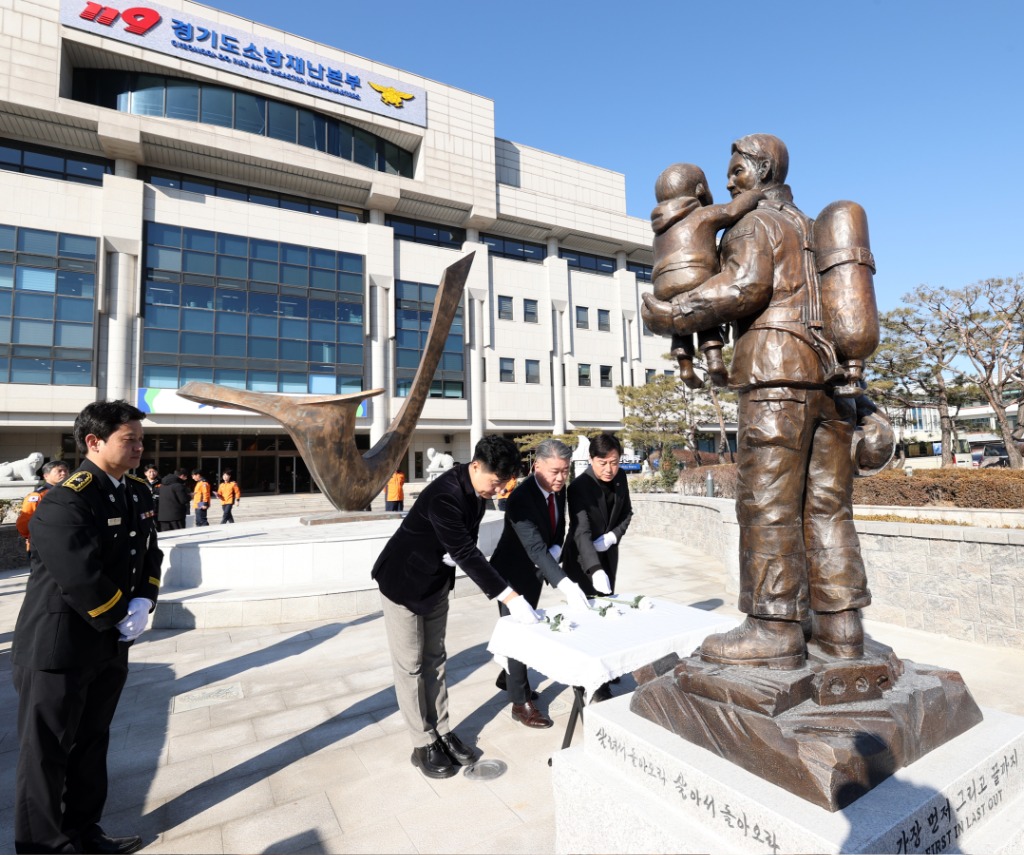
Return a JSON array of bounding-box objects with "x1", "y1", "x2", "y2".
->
[{"x1": 630, "y1": 495, "x2": 1024, "y2": 650}]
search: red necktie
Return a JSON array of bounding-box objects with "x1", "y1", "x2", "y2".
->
[{"x1": 547, "y1": 493, "x2": 556, "y2": 539}]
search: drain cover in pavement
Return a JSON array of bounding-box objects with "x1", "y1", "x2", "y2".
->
[{"x1": 463, "y1": 759, "x2": 507, "y2": 780}]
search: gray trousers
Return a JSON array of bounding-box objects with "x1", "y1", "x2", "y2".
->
[{"x1": 380, "y1": 592, "x2": 450, "y2": 748}]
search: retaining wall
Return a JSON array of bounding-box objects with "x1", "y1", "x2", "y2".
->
[{"x1": 630, "y1": 494, "x2": 1024, "y2": 650}]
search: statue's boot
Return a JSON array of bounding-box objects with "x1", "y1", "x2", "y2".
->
[
  {"x1": 811, "y1": 608, "x2": 864, "y2": 659},
  {"x1": 699, "y1": 615, "x2": 805, "y2": 670}
]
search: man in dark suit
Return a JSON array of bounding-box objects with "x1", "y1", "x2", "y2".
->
[
  {"x1": 490, "y1": 439, "x2": 591, "y2": 728},
  {"x1": 372, "y1": 436, "x2": 540, "y2": 780},
  {"x1": 12, "y1": 400, "x2": 162, "y2": 854}
]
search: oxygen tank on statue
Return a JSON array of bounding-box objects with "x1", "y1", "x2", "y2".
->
[{"x1": 811, "y1": 201, "x2": 879, "y2": 396}]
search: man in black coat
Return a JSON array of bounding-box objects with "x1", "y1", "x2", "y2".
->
[
  {"x1": 12, "y1": 400, "x2": 162, "y2": 855},
  {"x1": 563, "y1": 433, "x2": 634, "y2": 597},
  {"x1": 372, "y1": 436, "x2": 540, "y2": 780},
  {"x1": 156, "y1": 468, "x2": 190, "y2": 532},
  {"x1": 490, "y1": 439, "x2": 591, "y2": 728}
]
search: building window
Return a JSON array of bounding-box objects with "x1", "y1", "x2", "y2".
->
[
  {"x1": 141, "y1": 168, "x2": 364, "y2": 221},
  {"x1": 0, "y1": 224, "x2": 98, "y2": 386},
  {"x1": 628, "y1": 261, "x2": 653, "y2": 283},
  {"x1": 523, "y1": 298, "x2": 539, "y2": 324},
  {"x1": 645, "y1": 368, "x2": 657, "y2": 383},
  {"x1": 394, "y1": 279, "x2": 465, "y2": 398},
  {"x1": 499, "y1": 357, "x2": 515, "y2": 382},
  {"x1": 0, "y1": 139, "x2": 113, "y2": 186},
  {"x1": 598, "y1": 309, "x2": 611, "y2": 331},
  {"x1": 576, "y1": 306, "x2": 589, "y2": 329},
  {"x1": 578, "y1": 364, "x2": 591, "y2": 386},
  {"x1": 600, "y1": 365, "x2": 613, "y2": 387},
  {"x1": 385, "y1": 216, "x2": 465, "y2": 249},
  {"x1": 481, "y1": 234, "x2": 546, "y2": 263},
  {"x1": 560, "y1": 249, "x2": 616, "y2": 275},
  {"x1": 525, "y1": 359, "x2": 540, "y2": 384},
  {"x1": 141, "y1": 223, "x2": 365, "y2": 395},
  {"x1": 664, "y1": 369, "x2": 675, "y2": 376},
  {"x1": 498, "y1": 295, "x2": 513, "y2": 321},
  {"x1": 72, "y1": 70, "x2": 414, "y2": 177}
]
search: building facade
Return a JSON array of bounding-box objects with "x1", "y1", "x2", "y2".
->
[{"x1": 0, "y1": 0, "x2": 669, "y2": 493}]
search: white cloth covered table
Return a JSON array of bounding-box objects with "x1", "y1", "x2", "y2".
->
[{"x1": 487, "y1": 595, "x2": 738, "y2": 698}]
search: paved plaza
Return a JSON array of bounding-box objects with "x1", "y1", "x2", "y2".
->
[{"x1": 1, "y1": 498, "x2": 1022, "y2": 854}]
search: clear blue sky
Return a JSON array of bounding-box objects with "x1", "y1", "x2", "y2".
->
[{"x1": 206, "y1": 0, "x2": 1023, "y2": 312}]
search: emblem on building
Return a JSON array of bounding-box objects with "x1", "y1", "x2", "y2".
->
[{"x1": 369, "y1": 81, "x2": 415, "y2": 108}]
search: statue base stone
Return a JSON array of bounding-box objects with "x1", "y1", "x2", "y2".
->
[
  {"x1": 630, "y1": 641, "x2": 983, "y2": 810},
  {"x1": 551, "y1": 694, "x2": 1024, "y2": 854}
]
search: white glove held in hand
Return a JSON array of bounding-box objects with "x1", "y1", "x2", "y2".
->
[
  {"x1": 548, "y1": 544, "x2": 562, "y2": 562},
  {"x1": 593, "y1": 531, "x2": 619, "y2": 552},
  {"x1": 506, "y1": 594, "x2": 541, "y2": 624},
  {"x1": 441, "y1": 553, "x2": 457, "y2": 568},
  {"x1": 117, "y1": 597, "x2": 154, "y2": 642},
  {"x1": 556, "y1": 578, "x2": 591, "y2": 612},
  {"x1": 591, "y1": 570, "x2": 613, "y2": 595}
]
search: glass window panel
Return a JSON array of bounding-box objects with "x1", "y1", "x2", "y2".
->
[
  {"x1": 132, "y1": 74, "x2": 164, "y2": 116},
  {"x1": 144, "y1": 328, "x2": 178, "y2": 352},
  {"x1": 415, "y1": 223, "x2": 439, "y2": 243},
  {"x1": 11, "y1": 357, "x2": 51, "y2": 384},
  {"x1": 280, "y1": 265, "x2": 308, "y2": 287},
  {"x1": 0, "y1": 225, "x2": 14, "y2": 250},
  {"x1": 444, "y1": 334, "x2": 464, "y2": 353},
  {"x1": 181, "y1": 285, "x2": 214, "y2": 309},
  {"x1": 182, "y1": 308, "x2": 214, "y2": 331},
  {"x1": 337, "y1": 323, "x2": 362, "y2": 344},
  {"x1": 0, "y1": 144, "x2": 20, "y2": 165},
  {"x1": 180, "y1": 366, "x2": 213, "y2": 384},
  {"x1": 215, "y1": 334, "x2": 246, "y2": 356},
  {"x1": 337, "y1": 301, "x2": 363, "y2": 324},
  {"x1": 279, "y1": 195, "x2": 309, "y2": 213},
  {"x1": 337, "y1": 344, "x2": 362, "y2": 364},
  {"x1": 396, "y1": 348, "x2": 420, "y2": 369},
  {"x1": 337, "y1": 271, "x2": 362, "y2": 294},
  {"x1": 248, "y1": 314, "x2": 277, "y2": 336},
  {"x1": 56, "y1": 296, "x2": 94, "y2": 322},
  {"x1": 183, "y1": 229, "x2": 216, "y2": 252},
  {"x1": 280, "y1": 373, "x2": 307, "y2": 393},
  {"x1": 279, "y1": 339, "x2": 306, "y2": 361},
  {"x1": 280, "y1": 318, "x2": 306, "y2": 339},
  {"x1": 578, "y1": 364, "x2": 591, "y2": 385},
  {"x1": 234, "y1": 92, "x2": 266, "y2": 134},
  {"x1": 215, "y1": 312, "x2": 245, "y2": 334},
  {"x1": 281, "y1": 244, "x2": 308, "y2": 265},
  {"x1": 444, "y1": 381, "x2": 463, "y2": 398},
  {"x1": 597, "y1": 257, "x2": 616, "y2": 274},
  {"x1": 310, "y1": 248, "x2": 336, "y2": 270},
  {"x1": 53, "y1": 360, "x2": 92, "y2": 385},
  {"x1": 576, "y1": 306, "x2": 589, "y2": 328},
  {"x1": 14, "y1": 292, "x2": 53, "y2": 318},
  {"x1": 339, "y1": 253, "x2": 363, "y2": 274},
  {"x1": 337, "y1": 375, "x2": 362, "y2": 394},
  {"x1": 142, "y1": 364, "x2": 178, "y2": 388},
  {"x1": 442, "y1": 352, "x2": 463, "y2": 372},
  {"x1": 146, "y1": 282, "x2": 179, "y2": 305},
  {"x1": 499, "y1": 358, "x2": 515, "y2": 382},
  {"x1": 0, "y1": 318, "x2": 9, "y2": 342},
  {"x1": 383, "y1": 142, "x2": 401, "y2": 175},
  {"x1": 310, "y1": 202, "x2": 337, "y2": 219},
  {"x1": 148, "y1": 246, "x2": 182, "y2": 271},
  {"x1": 310, "y1": 320, "x2": 334, "y2": 340},
  {"x1": 216, "y1": 182, "x2": 246, "y2": 201},
  {"x1": 525, "y1": 360, "x2": 540, "y2": 384},
  {"x1": 23, "y1": 150, "x2": 64, "y2": 174},
  {"x1": 309, "y1": 300, "x2": 334, "y2": 321},
  {"x1": 395, "y1": 328, "x2": 420, "y2": 349},
  {"x1": 329, "y1": 122, "x2": 354, "y2": 159},
  {"x1": 353, "y1": 127, "x2": 376, "y2": 168},
  {"x1": 214, "y1": 369, "x2": 246, "y2": 388},
  {"x1": 16, "y1": 268, "x2": 56, "y2": 292},
  {"x1": 0, "y1": 291, "x2": 11, "y2": 314},
  {"x1": 248, "y1": 189, "x2": 278, "y2": 208},
  {"x1": 58, "y1": 234, "x2": 97, "y2": 260},
  {"x1": 0, "y1": 264, "x2": 11, "y2": 289},
  {"x1": 598, "y1": 309, "x2": 611, "y2": 331},
  {"x1": 55, "y1": 322, "x2": 93, "y2": 348},
  {"x1": 216, "y1": 255, "x2": 247, "y2": 278},
  {"x1": 200, "y1": 84, "x2": 233, "y2": 127},
  {"x1": 182, "y1": 251, "x2": 215, "y2": 275},
  {"x1": 147, "y1": 223, "x2": 181, "y2": 247},
  {"x1": 144, "y1": 304, "x2": 179, "y2": 328},
  {"x1": 217, "y1": 233, "x2": 248, "y2": 256},
  {"x1": 181, "y1": 331, "x2": 213, "y2": 354},
  {"x1": 523, "y1": 243, "x2": 545, "y2": 261},
  {"x1": 248, "y1": 337, "x2": 277, "y2": 358},
  {"x1": 279, "y1": 296, "x2": 307, "y2": 318},
  {"x1": 524, "y1": 299, "x2": 538, "y2": 323},
  {"x1": 249, "y1": 239, "x2": 279, "y2": 261},
  {"x1": 298, "y1": 110, "x2": 327, "y2": 151},
  {"x1": 308, "y1": 341, "x2": 335, "y2": 362},
  {"x1": 600, "y1": 365, "x2": 613, "y2": 386},
  {"x1": 181, "y1": 177, "x2": 216, "y2": 195},
  {"x1": 165, "y1": 79, "x2": 199, "y2": 121},
  {"x1": 309, "y1": 373, "x2": 334, "y2": 393},
  {"x1": 13, "y1": 319, "x2": 53, "y2": 345},
  {"x1": 267, "y1": 100, "x2": 297, "y2": 142},
  {"x1": 18, "y1": 229, "x2": 58, "y2": 255},
  {"x1": 249, "y1": 259, "x2": 278, "y2": 282}
]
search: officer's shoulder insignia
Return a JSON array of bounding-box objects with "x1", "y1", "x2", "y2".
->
[
  {"x1": 126, "y1": 473, "x2": 148, "y2": 486},
  {"x1": 63, "y1": 471, "x2": 92, "y2": 492}
]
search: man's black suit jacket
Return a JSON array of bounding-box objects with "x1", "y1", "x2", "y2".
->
[
  {"x1": 562, "y1": 466, "x2": 633, "y2": 595},
  {"x1": 372, "y1": 463, "x2": 508, "y2": 615},
  {"x1": 489, "y1": 474, "x2": 567, "y2": 607}
]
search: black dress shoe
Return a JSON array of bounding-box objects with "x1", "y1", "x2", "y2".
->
[
  {"x1": 439, "y1": 731, "x2": 480, "y2": 765},
  {"x1": 80, "y1": 833, "x2": 144, "y2": 854},
  {"x1": 411, "y1": 739, "x2": 458, "y2": 779},
  {"x1": 495, "y1": 670, "x2": 538, "y2": 700},
  {"x1": 511, "y1": 700, "x2": 553, "y2": 729}
]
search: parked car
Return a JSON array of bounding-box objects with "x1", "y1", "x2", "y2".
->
[{"x1": 980, "y1": 443, "x2": 1009, "y2": 468}]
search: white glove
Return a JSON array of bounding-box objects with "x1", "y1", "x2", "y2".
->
[
  {"x1": 593, "y1": 531, "x2": 619, "y2": 553},
  {"x1": 556, "y1": 578, "x2": 591, "y2": 612},
  {"x1": 441, "y1": 553, "x2": 457, "y2": 568},
  {"x1": 591, "y1": 570, "x2": 613, "y2": 595},
  {"x1": 506, "y1": 594, "x2": 541, "y2": 624},
  {"x1": 117, "y1": 597, "x2": 154, "y2": 642},
  {"x1": 548, "y1": 544, "x2": 562, "y2": 562}
]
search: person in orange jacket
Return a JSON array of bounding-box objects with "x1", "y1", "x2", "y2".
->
[
  {"x1": 385, "y1": 470, "x2": 406, "y2": 512},
  {"x1": 16, "y1": 460, "x2": 70, "y2": 552},
  {"x1": 217, "y1": 471, "x2": 241, "y2": 524},
  {"x1": 191, "y1": 469, "x2": 211, "y2": 527}
]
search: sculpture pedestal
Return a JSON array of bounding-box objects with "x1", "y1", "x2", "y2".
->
[{"x1": 551, "y1": 694, "x2": 1024, "y2": 854}]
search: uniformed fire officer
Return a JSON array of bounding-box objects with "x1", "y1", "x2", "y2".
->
[{"x1": 11, "y1": 400, "x2": 162, "y2": 855}]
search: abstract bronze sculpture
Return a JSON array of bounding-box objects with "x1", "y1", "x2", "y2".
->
[
  {"x1": 636, "y1": 135, "x2": 980, "y2": 810},
  {"x1": 177, "y1": 252, "x2": 474, "y2": 511}
]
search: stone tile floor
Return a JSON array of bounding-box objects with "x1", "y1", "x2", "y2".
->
[{"x1": 1, "y1": 524, "x2": 1021, "y2": 854}]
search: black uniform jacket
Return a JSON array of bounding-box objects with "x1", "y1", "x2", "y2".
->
[
  {"x1": 489, "y1": 474, "x2": 567, "y2": 607},
  {"x1": 12, "y1": 459, "x2": 163, "y2": 670},
  {"x1": 157, "y1": 473, "x2": 190, "y2": 524},
  {"x1": 372, "y1": 463, "x2": 508, "y2": 615},
  {"x1": 562, "y1": 466, "x2": 633, "y2": 595}
]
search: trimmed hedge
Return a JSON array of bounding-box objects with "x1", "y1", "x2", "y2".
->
[{"x1": 671, "y1": 464, "x2": 1024, "y2": 509}]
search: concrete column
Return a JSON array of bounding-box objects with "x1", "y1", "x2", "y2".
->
[
  {"x1": 552, "y1": 306, "x2": 566, "y2": 434},
  {"x1": 370, "y1": 279, "x2": 390, "y2": 443},
  {"x1": 616, "y1": 250, "x2": 628, "y2": 270},
  {"x1": 114, "y1": 159, "x2": 137, "y2": 179},
  {"x1": 104, "y1": 250, "x2": 137, "y2": 402},
  {"x1": 623, "y1": 315, "x2": 635, "y2": 387},
  {"x1": 470, "y1": 294, "x2": 485, "y2": 447},
  {"x1": 547, "y1": 236, "x2": 559, "y2": 257},
  {"x1": 466, "y1": 227, "x2": 480, "y2": 244},
  {"x1": 368, "y1": 209, "x2": 385, "y2": 226}
]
